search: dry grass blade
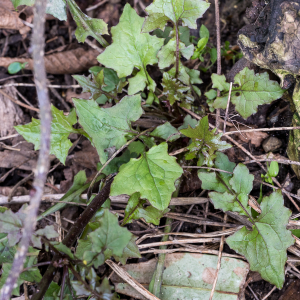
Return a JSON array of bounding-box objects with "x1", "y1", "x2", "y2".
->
[
  {"x1": 0, "y1": 193, "x2": 209, "y2": 206},
  {"x1": 106, "y1": 260, "x2": 160, "y2": 300},
  {"x1": 140, "y1": 247, "x2": 244, "y2": 259},
  {"x1": 0, "y1": 48, "x2": 99, "y2": 74},
  {"x1": 138, "y1": 238, "x2": 221, "y2": 249}
]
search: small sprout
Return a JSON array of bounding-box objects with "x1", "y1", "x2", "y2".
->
[{"x1": 7, "y1": 62, "x2": 28, "y2": 74}]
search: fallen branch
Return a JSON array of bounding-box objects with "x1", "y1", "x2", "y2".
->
[{"x1": 0, "y1": 0, "x2": 51, "y2": 298}]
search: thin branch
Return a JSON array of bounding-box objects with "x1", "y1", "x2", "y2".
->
[
  {"x1": 223, "y1": 82, "x2": 233, "y2": 133},
  {"x1": 182, "y1": 166, "x2": 233, "y2": 174},
  {"x1": 0, "y1": 88, "x2": 40, "y2": 112},
  {"x1": 0, "y1": 83, "x2": 81, "y2": 89},
  {"x1": 0, "y1": 0, "x2": 51, "y2": 298},
  {"x1": 224, "y1": 126, "x2": 300, "y2": 135},
  {"x1": 86, "y1": 0, "x2": 108, "y2": 11},
  {"x1": 0, "y1": 133, "x2": 19, "y2": 141},
  {"x1": 244, "y1": 158, "x2": 300, "y2": 167}
]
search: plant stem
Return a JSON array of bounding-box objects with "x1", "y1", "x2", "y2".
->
[
  {"x1": 0, "y1": 0, "x2": 51, "y2": 298},
  {"x1": 175, "y1": 23, "x2": 180, "y2": 78},
  {"x1": 149, "y1": 180, "x2": 181, "y2": 296},
  {"x1": 214, "y1": 0, "x2": 221, "y2": 129},
  {"x1": 31, "y1": 177, "x2": 114, "y2": 300}
]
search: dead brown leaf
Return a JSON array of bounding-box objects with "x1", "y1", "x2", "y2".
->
[
  {"x1": 0, "y1": 0, "x2": 32, "y2": 34},
  {"x1": 0, "y1": 80, "x2": 24, "y2": 137},
  {"x1": 229, "y1": 126, "x2": 268, "y2": 147},
  {"x1": 0, "y1": 48, "x2": 99, "y2": 74}
]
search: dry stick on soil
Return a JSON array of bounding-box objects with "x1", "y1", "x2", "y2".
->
[
  {"x1": 0, "y1": 83, "x2": 81, "y2": 89},
  {"x1": 224, "y1": 126, "x2": 300, "y2": 135},
  {"x1": 214, "y1": 0, "x2": 222, "y2": 129},
  {"x1": 0, "y1": 133, "x2": 19, "y2": 141},
  {"x1": 86, "y1": 0, "x2": 108, "y2": 11},
  {"x1": 31, "y1": 176, "x2": 114, "y2": 300},
  {"x1": 0, "y1": 0, "x2": 51, "y2": 298},
  {"x1": 209, "y1": 214, "x2": 227, "y2": 300},
  {"x1": 106, "y1": 260, "x2": 160, "y2": 300},
  {"x1": 0, "y1": 88, "x2": 39, "y2": 112},
  {"x1": 0, "y1": 193, "x2": 209, "y2": 205},
  {"x1": 181, "y1": 107, "x2": 300, "y2": 212},
  {"x1": 223, "y1": 82, "x2": 233, "y2": 133},
  {"x1": 261, "y1": 285, "x2": 277, "y2": 300},
  {"x1": 245, "y1": 158, "x2": 300, "y2": 167}
]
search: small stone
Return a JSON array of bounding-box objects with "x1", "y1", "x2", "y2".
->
[{"x1": 262, "y1": 137, "x2": 282, "y2": 153}]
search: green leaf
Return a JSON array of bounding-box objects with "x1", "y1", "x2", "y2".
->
[
  {"x1": 157, "y1": 37, "x2": 194, "y2": 69},
  {"x1": 168, "y1": 60, "x2": 190, "y2": 85},
  {"x1": 178, "y1": 115, "x2": 198, "y2": 130},
  {"x1": 15, "y1": 105, "x2": 79, "y2": 164},
  {"x1": 205, "y1": 89, "x2": 217, "y2": 100},
  {"x1": 142, "y1": 0, "x2": 210, "y2": 32},
  {"x1": 0, "y1": 248, "x2": 41, "y2": 296},
  {"x1": 8, "y1": 62, "x2": 27, "y2": 74},
  {"x1": 98, "y1": 4, "x2": 164, "y2": 94},
  {"x1": 214, "y1": 151, "x2": 235, "y2": 186},
  {"x1": 37, "y1": 170, "x2": 92, "y2": 221},
  {"x1": 73, "y1": 95, "x2": 142, "y2": 164},
  {"x1": 44, "y1": 282, "x2": 60, "y2": 300},
  {"x1": 150, "y1": 122, "x2": 180, "y2": 142},
  {"x1": 0, "y1": 205, "x2": 28, "y2": 247},
  {"x1": 123, "y1": 192, "x2": 169, "y2": 225},
  {"x1": 116, "y1": 236, "x2": 141, "y2": 265},
  {"x1": 229, "y1": 164, "x2": 254, "y2": 196},
  {"x1": 33, "y1": 225, "x2": 59, "y2": 248},
  {"x1": 46, "y1": 0, "x2": 67, "y2": 21},
  {"x1": 0, "y1": 239, "x2": 16, "y2": 264},
  {"x1": 227, "y1": 191, "x2": 294, "y2": 288},
  {"x1": 179, "y1": 26, "x2": 192, "y2": 46},
  {"x1": 185, "y1": 67, "x2": 203, "y2": 85},
  {"x1": 213, "y1": 68, "x2": 284, "y2": 119},
  {"x1": 68, "y1": 0, "x2": 108, "y2": 46},
  {"x1": 10, "y1": 0, "x2": 35, "y2": 8},
  {"x1": 153, "y1": 26, "x2": 172, "y2": 43},
  {"x1": 268, "y1": 161, "x2": 279, "y2": 177},
  {"x1": 73, "y1": 68, "x2": 125, "y2": 104},
  {"x1": 72, "y1": 276, "x2": 118, "y2": 300},
  {"x1": 211, "y1": 74, "x2": 230, "y2": 92},
  {"x1": 98, "y1": 149, "x2": 138, "y2": 176},
  {"x1": 50, "y1": 241, "x2": 74, "y2": 259},
  {"x1": 110, "y1": 142, "x2": 183, "y2": 210},
  {"x1": 128, "y1": 141, "x2": 146, "y2": 155},
  {"x1": 198, "y1": 171, "x2": 228, "y2": 193},
  {"x1": 200, "y1": 24, "x2": 209, "y2": 39},
  {"x1": 89, "y1": 209, "x2": 133, "y2": 260},
  {"x1": 162, "y1": 72, "x2": 194, "y2": 106},
  {"x1": 180, "y1": 116, "x2": 231, "y2": 167}
]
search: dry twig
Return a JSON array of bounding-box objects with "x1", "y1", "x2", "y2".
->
[{"x1": 0, "y1": 0, "x2": 51, "y2": 298}]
